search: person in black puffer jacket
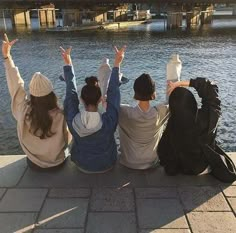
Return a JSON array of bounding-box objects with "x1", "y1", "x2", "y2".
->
[{"x1": 158, "y1": 78, "x2": 221, "y2": 176}]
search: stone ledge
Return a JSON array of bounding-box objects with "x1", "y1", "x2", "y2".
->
[{"x1": 0, "y1": 153, "x2": 235, "y2": 189}]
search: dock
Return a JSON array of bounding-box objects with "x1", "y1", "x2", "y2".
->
[{"x1": 0, "y1": 153, "x2": 235, "y2": 232}]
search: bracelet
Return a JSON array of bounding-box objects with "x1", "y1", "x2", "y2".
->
[{"x1": 4, "y1": 56, "x2": 9, "y2": 60}]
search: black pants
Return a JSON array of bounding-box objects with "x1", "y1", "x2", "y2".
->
[{"x1": 27, "y1": 157, "x2": 66, "y2": 172}]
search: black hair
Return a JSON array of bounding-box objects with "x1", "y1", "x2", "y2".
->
[
  {"x1": 81, "y1": 76, "x2": 102, "y2": 106},
  {"x1": 133, "y1": 73, "x2": 155, "y2": 101},
  {"x1": 167, "y1": 87, "x2": 199, "y2": 151},
  {"x1": 169, "y1": 87, "x2": 198, "y2": 129}
]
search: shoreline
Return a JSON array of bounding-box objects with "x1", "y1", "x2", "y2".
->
[{"x1": 45, "y1": 20, "x2": 146, "y2": 32}]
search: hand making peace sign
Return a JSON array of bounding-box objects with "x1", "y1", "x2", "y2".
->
[
  {"x1": 60, "y1": 46, "x2": 72, "y2": 65},
  {"x1": 114, "y1": 45, "x2": 126, "y2": 67},
  {"x1": 2, "y1": 33, "x2": 18, "y2": 59}
]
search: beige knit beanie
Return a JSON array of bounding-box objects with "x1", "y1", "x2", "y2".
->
[{"x1": 29, "y1": 72, "x2": 53, "y2": 97}]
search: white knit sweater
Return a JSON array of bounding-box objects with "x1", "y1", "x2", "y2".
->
[{"x1": 4, "y1": 58, "x2": 70, "y2": 168}]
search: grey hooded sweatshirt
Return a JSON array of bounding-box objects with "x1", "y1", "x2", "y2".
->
[{"x1": 119, "y1": 104, "x2": 169, "y2": 169}]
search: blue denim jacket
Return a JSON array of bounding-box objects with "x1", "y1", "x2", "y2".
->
[{"x1": 63, "y1": 65, "x2": 120, "y2": 171}]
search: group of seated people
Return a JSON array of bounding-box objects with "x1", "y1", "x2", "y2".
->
[{"x1": 3, "y1": 33, "x2": 232, "y2": 182}]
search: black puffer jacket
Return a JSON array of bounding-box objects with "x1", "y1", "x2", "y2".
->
[{"x1": 158, "y1": 78, "x2": 221, "y2": 175}]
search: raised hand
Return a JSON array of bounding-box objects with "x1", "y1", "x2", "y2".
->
[
  {"x1": 2, "y1": 33, "x2": 18, "y2": 59},
  {"x1": 167, "y1": 80, "x2": 190, "y2": 96},
  {"x1": 60, "y1": 46, "x2": 72, "y2": 65},
  {"x1": 167, "y1": 81, "x2": 179, "y2": 96},
  {"x1": 114, "y1": 45, "x2": 126, "y2": 67}
]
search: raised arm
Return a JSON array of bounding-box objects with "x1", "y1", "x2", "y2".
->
[
  {"x1": 2, "y1": 34, "x2": 27, "y2": 120},
  {"x1": 189, "y1": 78, "x2": 220, "y2": 111},
  {"x1": 167, "y1": 78, "x2": 221, "y2": 133},
  {"x1": 189, "y1": 77, "x2": 221, "y2": 133},
  {"x1": 60, "y1": 46, "x2": 79, "y2": 128},
  {"x1": 103, "y1": 46, "x2": 126, "y2": 131}
]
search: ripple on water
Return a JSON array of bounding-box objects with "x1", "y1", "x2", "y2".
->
[{"x1": 0, "y1": 23, "x2": 236, "y2": 154}]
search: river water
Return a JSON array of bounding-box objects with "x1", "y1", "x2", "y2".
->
[{"x1": 0, "y1": 19, "x2": 236, "y2": 154}]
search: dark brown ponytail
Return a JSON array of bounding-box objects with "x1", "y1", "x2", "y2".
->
[{"x1": 81, "y1": 76, "x2": 102, "y2": 106}]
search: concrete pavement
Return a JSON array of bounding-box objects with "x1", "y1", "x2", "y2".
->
[{"x1": 0, "y1": 153, "x2": 235, "y2": 233}]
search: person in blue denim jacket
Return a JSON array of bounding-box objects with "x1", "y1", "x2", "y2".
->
[{"x1": 60, "y1": 46, "x2": 126, "y2": 173}]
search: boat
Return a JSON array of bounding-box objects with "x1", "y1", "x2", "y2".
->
[{"x1": 46, "y1": 25, "x2": 102, "y2": 32}]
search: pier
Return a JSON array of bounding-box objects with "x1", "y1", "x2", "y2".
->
[{"x1": 0, "y1": 153, "x2": 235, "y2": 232}]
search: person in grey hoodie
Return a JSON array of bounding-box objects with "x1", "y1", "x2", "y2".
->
[
  {"x1": 119, "y1": 74, "x2": 169, "y2": 169},
  {"x1": 61, "y1": 45, "x2": 126, "y2": 173}
]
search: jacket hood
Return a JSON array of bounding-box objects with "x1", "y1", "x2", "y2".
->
[{"x1": 72, "y1": 111, "x2": 103, "y2": 137}]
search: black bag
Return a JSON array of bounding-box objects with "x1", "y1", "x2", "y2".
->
[{"x1": 202, "y1": 144, "x2": 236, "y2": 183}]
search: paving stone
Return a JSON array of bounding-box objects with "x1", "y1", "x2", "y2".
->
[
  {"x1": 0, "y1": 155, "x2": 27, "y2": 187},
  {"x1": 95, "y1": 164, "x2": 148, "y2": 187},
  {"x1": 135, "y1": 187, "x2": 178, "y2": 198},
  {"x1": 48, "y1": 188, "x2": 90, "y2": 198},
  {"x1": 145, "y1": 167, "x2": 221, "y2": 186},
  {"x1": 90, "y1": 188, "x2": 134, "y2": 211},
  {"x1": 0, "y1": 188, "x2": 6, "y2": 199},
  {"x1": 0, "y1": 213, "x2": 37, "y2": 233},
  {"x1": 178, "y1": 186, "x2": 230, "y2": 211},
  {"x1": 228, "y1": 198, "x2": 236, "y2": 214},
  {"x1": 34, "y1": 230, "x2": 83, "y2": 233},
  {"x1": 140, "y1": 230, "x2": 191, "y2": 233},
  {"x1": 137, "y1": 199, "x2": 188, "y2": 228},
  {"x1": 86, "y1": 213, "x2": 136, "y2": 233},
  {"x1": 0, "y1": 188, "x2": 47, "y2": 212},
  {"x1": 145, "y1": 167, "x2": 179, "y2": 186},
  {"x1": 37, "y1": 198, "x2": 88, "y2": 228},
  {"x1": 221, "y1": 186, "x2": 236, "y2": 197},
  {"x1": 18, "y1": 160, "x2": 99, "y2": 188},
  {"x1": 187, "y1": 212, "x2": 236, "y2": 233}
]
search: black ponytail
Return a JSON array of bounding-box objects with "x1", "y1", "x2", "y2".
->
[
  {"x1": 85, "y1": 76, "x2": 99, "y2": 86},
  {"x1": 81, "y1": 76, "x2": 101, "y2": 106}
]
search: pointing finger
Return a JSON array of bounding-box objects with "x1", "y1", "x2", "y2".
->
[
  {"x1": 9, "y1": 39, "x2": 18, "y2": 46},
  {"x1": 66, "y1": 46, "x2": 72, "y2": 54},
  {"x1": 59, "y1": 46, "x2": 65, "y2": 53},
  {"x1": 4, "y1": 33, "x2": 9, "y2": 43},
  {"x1": 114, "y1": 46, "x2": 119, "y2": 53},
  {"x1": 121, "y1": 45, "x2": 126, "y2": 53}
]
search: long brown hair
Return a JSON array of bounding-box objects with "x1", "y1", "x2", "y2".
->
[{"x1": 28, "y1": 92, "x2": 59, "y2": 139}]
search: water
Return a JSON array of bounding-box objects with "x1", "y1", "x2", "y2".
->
[{"x1": 0, "y1": 19, "x2": 236, "y2": 154}]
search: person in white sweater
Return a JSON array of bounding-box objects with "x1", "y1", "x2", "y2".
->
[{"x1": 2, "y1": 34, "x2": 70, "y2": 170}]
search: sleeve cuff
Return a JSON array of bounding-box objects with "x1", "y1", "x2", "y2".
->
[
  {"x1": 63, "y1": 65, "x2": 73, "y2": 72},
  {"x1": 189, "y1": 79, "x2": 195, "y2": 88},
  {"x1": 4, "y1": 57, "x2": 15, "y2": 68},
  {"x1": 111, "y1": 67, "x2": 120, "y2": 85},
  {"x1": 112, "y1": 67, "x2": 119, "y2": 72}
]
